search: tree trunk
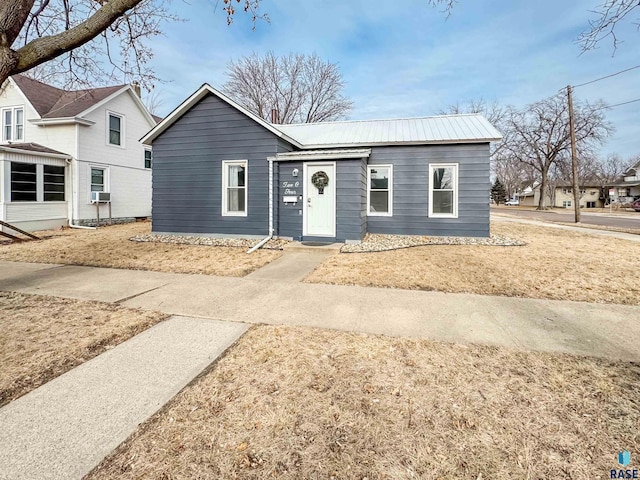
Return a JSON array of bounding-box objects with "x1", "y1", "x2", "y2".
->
[{"x1": 537, "y1": 170, "x2": 548, "y2": 210}]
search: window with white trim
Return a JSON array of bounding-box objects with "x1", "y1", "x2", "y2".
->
[
  {"x1": 107, "y1": 112, "x2": 123, "y2": 146},
  {"x1": 10, "y1": 162, "x2": 36, "y2": 202},
  {"x1": 429, "y1": 163, "x2": 458, "y2": 217},
  {"x1": 44, "y1": 165, "x2": 65, "y2": 201},
  {"x1": 367, "y1": 165, "x2": 392, "y2": 215},
  {"x1": 222, "y1": 160, "x2": 247, "y2": 216},
  {"x1": 2, "y1": 107, "x2": 24, "y2": 142},
  {"x1": 91, "y1": 167, "x2": 106, "y2": 193},
  {"x1": 144, "y1": 148, "x2": 152, "y2": 169}
]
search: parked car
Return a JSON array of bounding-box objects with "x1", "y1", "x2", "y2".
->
[
  {"x1": 504, "y1": 199, "x2": 520, "y2": 206},
  {"x1": 632, "y1": 199, "x2": 640, "y2": 212}
]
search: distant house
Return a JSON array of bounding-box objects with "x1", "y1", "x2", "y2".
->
[
  {"x1": 517, "y1": 181, "x2": 603, "y2": 208},
  {"x1": 612, "y1": 160, "x2": 640, "y2": 203},
  {"x1": 0, "y1": 75, "x2": 157, "y2": 232},
  {"x1": 141, "y1": 84, "x2": 502, "y2": 242}
]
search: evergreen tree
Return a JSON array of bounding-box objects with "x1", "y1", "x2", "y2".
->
[{"x1": 491, "y1": 178, "x2": 507, "y2": 205}]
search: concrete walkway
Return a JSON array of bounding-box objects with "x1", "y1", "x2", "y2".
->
[
  {"x1": 0, "y1": 316, "x2": 247, "y2": 480},
  {"x1": 492, "y1": 213, "x2": 640, "y2": 242},
  {"x1": 1, "y1": 260, "x2": 639, "y2": 362},
  {"x1": 246, "y1": 245, "x2": 336, "y2": 282}
]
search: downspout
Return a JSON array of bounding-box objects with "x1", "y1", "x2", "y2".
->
[
  {"x1": 247, "y1": 157, "x2": 274, "y2": 253},
  {"x1": 65, "y1": 158, "x2": 96, "y2": 230}
]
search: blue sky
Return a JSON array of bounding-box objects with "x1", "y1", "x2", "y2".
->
[{"x1": 148, "y1": 0, "x2": 640, "y2": 157}]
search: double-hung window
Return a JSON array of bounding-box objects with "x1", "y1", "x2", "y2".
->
[
  {"x1": 107, "y1": 112, "x2": 123, "y2": 146},
  {"x1": 144, "y1": 149, "x2": 152, "y2": 169},
  {"x1": 10, "y1": 162, "x2": 37, "y2": 202},
  {"x1": 2, "y1": 107, "x2": 24, "y2": 142},
  {"x1": 367, "y1": 165, "x2": 393, "y2": 215},
  {"x1": 91, "y1": 167, "x2": 106, "y2": 193},
  {"x1": 429, "y1": 163, "x2": 458, "y2": 217},
  {"x1": 222, "y1": 160, "x2": 247, "y2": 216}
]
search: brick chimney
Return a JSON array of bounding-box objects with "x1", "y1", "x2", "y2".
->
[{"x1": 271, "y1": 108, "x2": 279, "y2": 124}]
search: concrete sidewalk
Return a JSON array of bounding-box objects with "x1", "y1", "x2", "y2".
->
[
  {"x1": 1, "y1": 260, "x2": 639, "y2": 362},
  {"x1": 0, "y1": 316, "x2": 247, "y2": 480}
]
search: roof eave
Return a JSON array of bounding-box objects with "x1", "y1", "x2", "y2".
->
[
  {"x1": 140, "y1": 84, "x2": 303, "y2": 148},
  {"x1": 79, "y1": 86, "x2": 157, "y2": 127},
  {"x1": 0, "y1": 145, "x2": 71, "y2": 159},
  {"x1": 296, "y1": 138, "x2": 501, "y2": 149},
  {"x1": 270, "y1": 149, "x2": 372, "y2": 162},
  {"x1": 29, "y1": 117, "x2": 95, "y2": 126}
]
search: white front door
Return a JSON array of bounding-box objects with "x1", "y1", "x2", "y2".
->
[{"x1": 304, "y1": 163, "x2": 336, "y2": 237}]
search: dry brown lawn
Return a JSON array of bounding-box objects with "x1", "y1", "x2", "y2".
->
[
  {"x1": 307, "y1": 221, "x2": 640, "y2": 305},
  {"x1": 0, "y1": 291, "x2": 166, "y2": 407},
  {"x1": 0, "y1": 222, "x2": 281, "y2": 277},
  {"x1": 88, "y1": 325, "x2": 640, "y2": 479}
]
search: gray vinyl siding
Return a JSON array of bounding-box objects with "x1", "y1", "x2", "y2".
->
[
  {"x1": 367, "y1": 144, "x2": 490, "y2": 237},
  {"x1": 335, "y1": 159, "x2": 365, "y2": 241},
  {"x1": 276, "y1": 160, "x2": 303, "y2": 239},
  {"x1": 152, "y1": 94, "x2": 285, "y2": 235}
]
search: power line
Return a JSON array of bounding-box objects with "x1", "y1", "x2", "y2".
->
[
  {"x1": 604, "y1": 98, "x2": 640, "y2": 109},
  {"x1": 573, "y1": 64, "x2": 640, "y2": 88}
]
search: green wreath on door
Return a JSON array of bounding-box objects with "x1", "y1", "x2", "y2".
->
[{"x1": 311, "y1": 171, "x2": 329, "y2": 194}]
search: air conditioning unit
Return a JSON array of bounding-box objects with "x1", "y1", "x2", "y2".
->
[{"x1": 91, "y1": 191, "x2": 111, "y2": 203}]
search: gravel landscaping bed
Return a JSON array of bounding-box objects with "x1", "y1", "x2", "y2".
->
[
  {"x1": 131, "y1": 233, "x2": 289, "y2": 250},
  {"x1": 341, "y1": 233, "x2": 526, "y2": 252}
]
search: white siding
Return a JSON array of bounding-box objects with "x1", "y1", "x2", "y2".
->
[
  {"x1": 76, "y1": 161, "x2": 151, "y2": 220},
  {"x1": 0, "y1": 80, "x2": 76, "y2": 156},
  {"x1": 76, "y1": 90, "x2": 154, "y2": 220},
  {"x1": 6, "y1": 202, "x2": 67, "y2": 223}
]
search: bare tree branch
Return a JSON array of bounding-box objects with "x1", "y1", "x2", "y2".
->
[
  {"x1": 223, "y1": 52, "x2": 354, "y2": 124},
  {"x1": 579, "y1": 0, "x2": 640, "y2": 52}
]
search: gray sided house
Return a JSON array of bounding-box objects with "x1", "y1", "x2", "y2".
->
[{"x1": 142, "y1": 85, "x2": 502, "y2": 242}]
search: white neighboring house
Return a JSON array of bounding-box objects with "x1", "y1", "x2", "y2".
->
[{"x1": 0, "y1": 74, "x2": 158, "y2": 232}]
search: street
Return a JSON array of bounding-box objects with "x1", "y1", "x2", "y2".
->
[{"x1": 492, "y1": 206, "x2": 640, "y2": 230}]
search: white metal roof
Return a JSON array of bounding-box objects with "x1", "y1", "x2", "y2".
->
[
  {"x1": 276, "y1": 114, "x2": 502, "y2": 148},
  {"x1": 271, "y1": 148, "x2": 371, "y2": 161}
]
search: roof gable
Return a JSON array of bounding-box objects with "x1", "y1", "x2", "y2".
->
[
  {"x1": 9, "y1": 75, "x2": 155, "y2": 122},
  {"x1": 141, "y1": 84, "x2": 302, "y2": 147},
  {"x1": 142, "y1": 83, "x2": 503, "y2": 148}
]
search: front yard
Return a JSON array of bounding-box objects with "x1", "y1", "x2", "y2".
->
[
  {"x1": 88, "y1": 325, "x2": 640, "y2": 479},
  {"x1": 0, "y1": 291, "x2": 166, "y2": 407},
  {"x1": 307, "y1": 222, "x2": 640, "y2": 305},
  {"x1": 0, "y1": 221, "x2": 281, "y2": 277}
]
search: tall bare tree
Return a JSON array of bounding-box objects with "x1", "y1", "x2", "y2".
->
[
  {"x1": 223, "y1": 52, "x2": 354, "y2": 124},
  {"x1": 579, "y1": 0, "x2": 640, "y2": 52},
  {"x1": 0, "y1": 0, "x2": 268, "y2": 90},
  {"x1": 502, "y1": 94, "x2": 613, "y2": 210}
]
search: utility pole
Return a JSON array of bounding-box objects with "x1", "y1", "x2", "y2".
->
[{"x1": 567, "y1": 85, "x2": 580, "y2": 223}]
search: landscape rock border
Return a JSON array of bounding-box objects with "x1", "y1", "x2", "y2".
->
[
  {"x1": 341, "y1": 233, "x2": 526, "y2": 253},
  {"x1": 130, "y1": 234, "x2": 288, "y2": 250}
]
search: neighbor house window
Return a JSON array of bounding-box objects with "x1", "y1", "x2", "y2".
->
[
  {"x1": 144, "y1": 149, "x2": 152, "y2": 169},
  {"x1": 562, "y1": 200, "x2": 572, "y2": 208},
  {"x1": 222, "y1": 160, "x2": 247, "y2": 216},
  {"x1": 429, "y1": 163, "x2": 458, "y2": 217},
  {"x1": 91, "y1": 167, "x2": 106, "y2": 192},
  {"x1": 2, "y1": 107, "x2": 24, "y2": 142},
  {"x1": 44, "y1": 165, "x2": 65, "y2": 201},
  {"x1": 367, "y1": 165, "x2": 392, "y2": 215},
  {"x1": 10, "y1": 162, "x2": 37, "y2": 202},
  {"x1": 107, "y1": 113, "x2": 123, "y2": 146}
]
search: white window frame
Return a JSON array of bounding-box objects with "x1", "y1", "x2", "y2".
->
[
  {"x1": 222, "y1": 160, "x2": 248, "y2": 217},
  {"x1": 367, "y1": 164, "x2": 393, "y2": 216},
  {"x1": 429, "y1": 163, "x2": 458, "y2": 218},
  {"x1": 144, "y1": 148, "x2": 152, "y2": 169},
  {"x1": 106, "y1": 111, "x2": 125, "y2": 148},
  {"x1": 88, "y1": 165, "x2": 109, "y2": 202},
  {"x1": 2, "y1": 106, "x2": 24, "y2": 142}
]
